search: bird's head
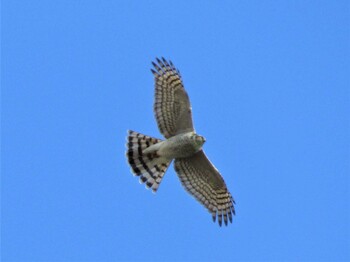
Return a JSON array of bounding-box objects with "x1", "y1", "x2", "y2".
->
[{"x1": 192, "y1": 133, "x2": 206, "y2": 149}]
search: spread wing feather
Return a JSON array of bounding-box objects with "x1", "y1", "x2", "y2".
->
[
  {"x1": 174, "y1": 150, "x2": 235, "y2": 226},
  {"x1": 151, "y1": 57, "x2": 194, "y2": 138}
]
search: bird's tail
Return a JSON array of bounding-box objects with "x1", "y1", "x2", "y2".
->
[{"x1": 126, "y1": 130, "x2": 171, "y2": 192}]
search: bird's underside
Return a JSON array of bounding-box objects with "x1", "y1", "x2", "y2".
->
[{"x1": 126, "y1": 57, "x2": 235, "y2": 226}]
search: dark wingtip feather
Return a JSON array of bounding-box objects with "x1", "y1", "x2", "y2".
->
[
  {"x1": 162, "y1": 57, "x2": 170, "y2": 67},
  {"x1": 152, "y1": 61, "x2": 162, "y2": 72},
  {"x1": 162, "y1": 58, "x2": 171, "y2": 68},
  {"x1": 156, "y1": 57, "x2": 162, "y2": 64},
  {"x1": 223, "y1": 213, "x2": 228, "y2": 226},
  {"x1": 218, "y1": 212, "x2": 223, "y2": 226},
  {"x1": 228, "y1": 212, "x2": 233, "y2": 223}
]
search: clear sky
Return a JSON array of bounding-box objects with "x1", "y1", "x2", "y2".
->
[{"x1": 2, "y1": 1, "x2": 349, "y2": 261}]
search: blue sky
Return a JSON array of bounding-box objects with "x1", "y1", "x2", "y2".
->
[{"x1": 2, "y1": 1, "x2": 349, "y2": 261}]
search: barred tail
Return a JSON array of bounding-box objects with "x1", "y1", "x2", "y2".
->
[{"x1": 126, "y1": 130, "x2": 171, "y2": 192}]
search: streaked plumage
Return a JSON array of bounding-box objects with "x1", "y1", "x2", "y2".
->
[{"x1": 126, "y1": 57, "x2": 235, "y2": 226}]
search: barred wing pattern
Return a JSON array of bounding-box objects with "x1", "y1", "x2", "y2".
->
[
  {"x1": 151, "y1": 58, "x2": 194, "y2": 138},
  {"x1": 174, "y1": 150, "x2": 236, "y2": 226}
]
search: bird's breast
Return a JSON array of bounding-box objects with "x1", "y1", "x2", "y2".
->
[{"x1": 158, "y1": 133, "x2": 201, "y2": 159}]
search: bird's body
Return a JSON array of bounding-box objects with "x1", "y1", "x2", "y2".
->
[
  {"x1": 126, "y1": 58, "x2": 235, "y2": 226},
  {"x1": 144, "y1": 131, "x2": 205, "y2": 159}
]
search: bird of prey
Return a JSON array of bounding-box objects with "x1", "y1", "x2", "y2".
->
[{"x1": 126, "y1": 58, "x2": 235, "y2": 226}]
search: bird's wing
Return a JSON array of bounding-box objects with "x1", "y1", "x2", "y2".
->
[
  {"x1": 151, "y1": 57, "x2": 194, "y2": 138},
  {"x1": 174, "y1": 150, "x2": 235, "y2": 226}
]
